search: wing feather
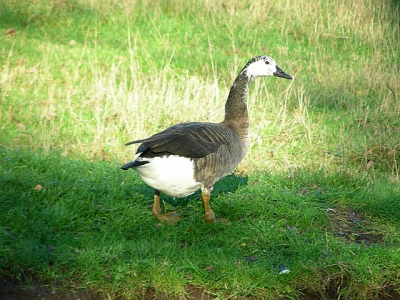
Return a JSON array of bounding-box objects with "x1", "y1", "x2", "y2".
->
[{"x1": 125, "y1": 122, "x2": 235, "y2": 158}]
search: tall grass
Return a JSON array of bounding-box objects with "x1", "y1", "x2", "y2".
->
[{"x1": 1, "y1": 0, "x2": 399, "y2": 179}]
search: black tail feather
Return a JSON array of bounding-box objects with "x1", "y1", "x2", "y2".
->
[{"x1": 121, "y1": 160, "x2": 149, "y2": 170}]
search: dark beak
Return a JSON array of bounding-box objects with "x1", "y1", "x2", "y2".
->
[{"x1": 274, "y1": 66, "x2": 292, "y2": 80}]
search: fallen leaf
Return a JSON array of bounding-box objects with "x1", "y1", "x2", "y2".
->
[
  {"x1": 205, "y1": 265, "x2": 214, "y2": 272},
  {"x1": 34, "y1": 184, "x2": 42, "y2": 191},
  {"x1": 100, "y1": 149, "x2": 106, "y2": 160},
  {"x1": 6, "y1": 28, "x2": 16, "y2": 35}
]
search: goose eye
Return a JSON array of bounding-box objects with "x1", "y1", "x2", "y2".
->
[{"x1": 265, "y1": 61, "x2": 270, "y2": 65}]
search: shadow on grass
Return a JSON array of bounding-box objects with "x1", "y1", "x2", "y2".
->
[{"x1": 1, "y1": 149, "x2": 399, "y2": 299}]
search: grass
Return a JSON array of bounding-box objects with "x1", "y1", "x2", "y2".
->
[
  {"x1": 1, "y1": 149, "x2": 399, "y2": 299},
  {"x1": 1, "y1": 0, "x2": 400, "y2": 298}
]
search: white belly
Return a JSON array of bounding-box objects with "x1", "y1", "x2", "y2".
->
[{"x1": 134, "y1": 155, "x2": 202, "y2": 198}]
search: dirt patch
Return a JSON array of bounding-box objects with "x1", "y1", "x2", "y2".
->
[
  {"x1": 2, "y1": 275, "x2": 399, "y2": 300},
  {"x1": 301, "y1": 285, "x2": 400, "y2": 300},
  {"x1": 0, "y1": 276, "x2": 216, "y2": 300},
  {"x1": 0, "y1": 276, "x2": 98, "y2": 300},
  {"x1": 326, "y1": 207, "x2": 385, "y2": 245},
  {"x1": 144, "y1": 286, "x2": 216, "y2": 300}
]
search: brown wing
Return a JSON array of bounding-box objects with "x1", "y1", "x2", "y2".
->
[{"x1": 125, "y1": 122, "x2": 236, "y2": 158}]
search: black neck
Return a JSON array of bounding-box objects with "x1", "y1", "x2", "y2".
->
[{"x1": 223, "y1": 71, "x2": 253, "y2": 122}]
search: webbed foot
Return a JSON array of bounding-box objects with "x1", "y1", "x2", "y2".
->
[
  {"x1": 152, "y1": 189, "x2": 180, "y2": 224},
  {"x1": 155, "y1": 211, "x2": 180, "y2": 224}
]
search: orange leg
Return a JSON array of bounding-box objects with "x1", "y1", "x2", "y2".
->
[
  {"x1": 152, "y1": 189, "x2": 180, "y2": 224},
  {"x1": 202, "y1": 189, "x2": 230, "y2": 224},
  {"x1": 152, "y1": 189, "x2": 162, "y2": 216},
  {"x1": 202, "y1": 189, "x2": 216, "y2": 223}
]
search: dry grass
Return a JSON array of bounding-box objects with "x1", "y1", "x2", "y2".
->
[{"x1": 1, "y1": 0, "x2": 399, "y2": 179}]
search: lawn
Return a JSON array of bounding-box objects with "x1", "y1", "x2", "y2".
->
[{"x1": 0, "y1": 0, "x2": 399, "y2": 299}]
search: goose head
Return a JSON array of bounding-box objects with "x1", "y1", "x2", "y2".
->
[{"x1": 243, "y1": 55, "x2": 292, "y2": 80}]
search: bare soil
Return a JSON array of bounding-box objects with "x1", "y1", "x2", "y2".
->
[
  {"x1": 2, "y1": 273, "x2": 399, "y2": 300},
  {"x1": 0, "y1": 276, "x2": 99, "y2": 300},
  {"x1": 0, "y1": 276, "x2": 216, "y2": 300}
]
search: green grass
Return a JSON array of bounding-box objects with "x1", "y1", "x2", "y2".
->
[
  {"x1": 1, "y1": 0, "x2": 400, "y2": 298},
  {"x1": 1, "y1": 149, "x2": 399, "y2": 299}
]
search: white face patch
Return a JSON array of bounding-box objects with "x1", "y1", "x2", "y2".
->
[{"x1": 246, "y1": 57, "x2": 277, "y2": 77}]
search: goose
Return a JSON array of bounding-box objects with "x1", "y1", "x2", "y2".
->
[{"x1": 122, "y1": 55, "x2": 292, "y2": 224}]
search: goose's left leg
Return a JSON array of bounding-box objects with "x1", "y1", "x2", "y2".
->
[
  {"x1": 201, "y1": 188, "x2": 230, "y2": 224},
  {"x1": 152, "y1": 189, "x2": 180, "y2": 223}
]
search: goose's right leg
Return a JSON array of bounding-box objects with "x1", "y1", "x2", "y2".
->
[{"x1": 152, "y1": 189, "x2": 180, "y2": 223}]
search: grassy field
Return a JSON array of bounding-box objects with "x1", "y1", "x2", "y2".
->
[{"x1": 1, "y1": 0, "x2": 400, "y2": 299}]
